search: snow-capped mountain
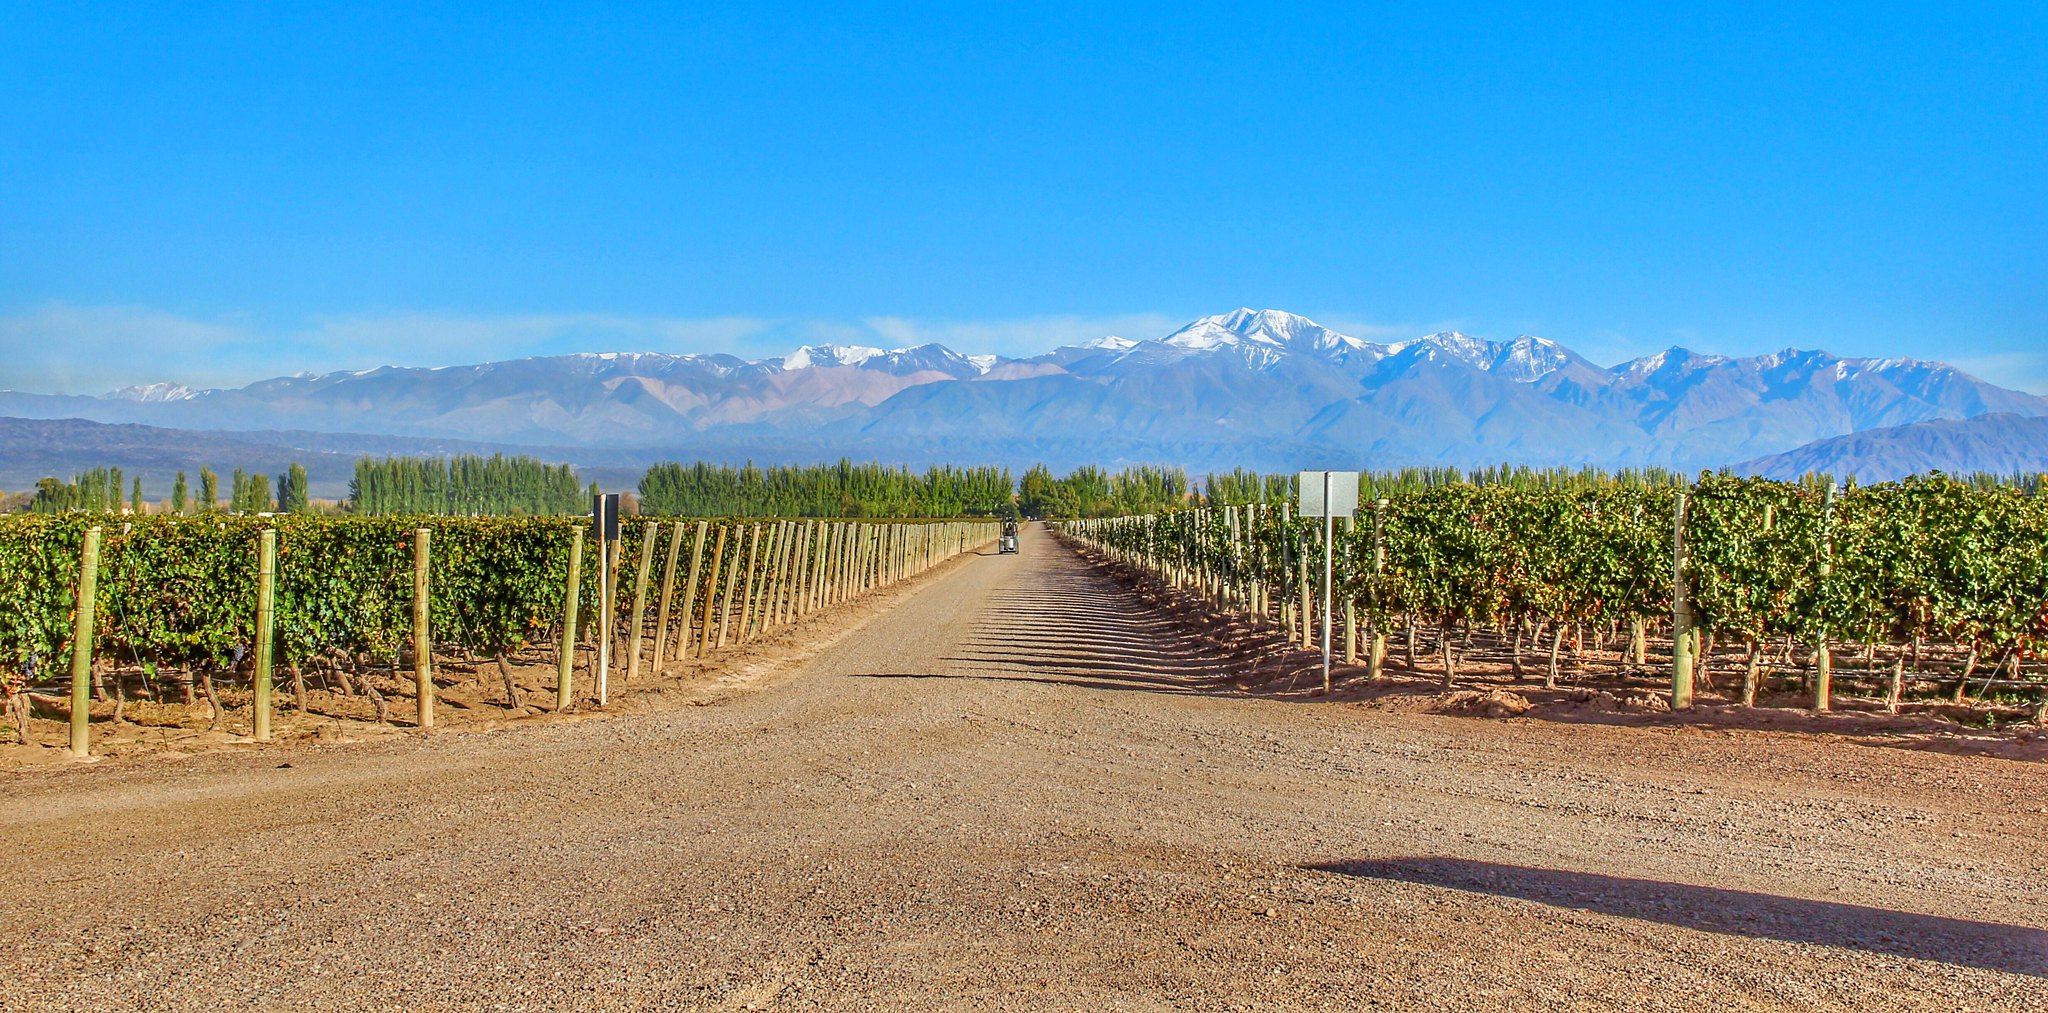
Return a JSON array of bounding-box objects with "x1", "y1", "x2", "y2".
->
[
  {"x1": 4, "y1": 308, "x2": 2042, "y2": 473},
  {"x1": 106, "y1": 382, "x2": 200, "y2": 403}
]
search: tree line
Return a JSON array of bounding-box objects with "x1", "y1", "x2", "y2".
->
[
  {"x1": 637, "y1": 460, "x2": 1014, "y2": 518},
  {"x1": 348, "y1": 455, "x2": 585, "y2": 516},
  {"x1": 29, "y1": 464, "x2": 312, "y2": 516}
]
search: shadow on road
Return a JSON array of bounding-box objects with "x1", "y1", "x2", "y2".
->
[{"x1": 1311, "y1": 856, "x2": 2048, "y2": 978}]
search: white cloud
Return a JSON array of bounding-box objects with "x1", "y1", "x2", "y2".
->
[{"x1": 0, "y1": 304, "x2": 264, "y2": 394}]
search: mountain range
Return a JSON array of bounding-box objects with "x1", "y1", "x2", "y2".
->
[{"x1": 3, "y1": 308, "x2": 2043, "y2": 482}]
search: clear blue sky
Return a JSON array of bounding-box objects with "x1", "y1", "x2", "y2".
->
[{"x1": 3, "y1": 2, "x2": 2043, "y2": 393}]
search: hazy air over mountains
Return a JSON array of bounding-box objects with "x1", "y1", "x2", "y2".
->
[{"x1": 3, "y1": 309, "x2": 2043, "y2": 482}]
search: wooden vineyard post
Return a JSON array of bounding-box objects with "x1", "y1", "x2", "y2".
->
[
  {"x1": 847, "y1": 521, "x2": 861, "y2": 598},
  {"x1": 789, "y1": 521, "x2": 808, "y2": 619},
  {"x1": 1813, "y1": 483, "x2": 1836, "y2": 712},
  {"x1": 1299, "y1": 517, "x2": 1315, "y2": 652},
  {"x1": 814, "y1": 520, "x2": 832, "y2": 612},
  {"x1": 675, "y1": 521, "x2": 707, "y2": 662},
  {"x1": 625, "y1": 521, "x2": 656, "y2": 683},
  {"x1": 414, "y1": 528, "x2": 434, "y2": 729},
  {"x1": 556, "y1": 527, "x2": 583, "y2": 711},
  {"x1": 789, "y1": 521, "x2": 813, "y2": 622},
  {"x1": 651, "y1": 521, "x2": 685, "y2": 671},
  {"x1": 698, "y1": 524, "x2": 728, "y2": 658},
  {"x1": 599, "y1": 533, "x2": 619, "y2": 705},
  {"x1": 1370, "y1": 499, "x2": 1387, "y2": 681},
  {"x1": 714, "y1": 525, "x2": 749, "y2": 649},
  {"x1": 739, "y1": 523, "x2": 764, "y2": 642},
  {"x1": 1247, "y1": 505, "x2": 1264, "y2": 627},
  {"x1": 808, "y1": 524, "x2": 824, "y2": 609},
  {"x1": 1342, "y1": 515, "x2": 1358, "y2": 665},
  {"x1": 822, "y1": 521, "x2": 840, "y2": 608},
  {"x1": 790, "y1": 521, "x2": 811, "y2": 620},
  {"x1": 1671, "y1": 492, "x2": 1695, "y2": 711},
  {"x1": 863, "y1": 524, "x2": 877, "y2": 594},
  {"x1": 68, "y1": 526, "x2": 102, "y2": 758},
  {"x1": 1281, "y1": 502, "x2": 1296, "y2": 641},
  {"x1": 748, "y1": 523, "x2": 774, "y2": 639},
  {"x1": 253, "y1": 528, "x2": 277, "y2": 742},
  {"x1": 819, "y1": 523, "x2": 838, "y2": 607},
  {"x1": 848, "y1": 524, "x2": 863, "y2": 598},
  {"x1": 757, "y1": 522, "x2": 780, "y2": 633},
  {"x1": 770, "y1": 521, "x2": 794, "y2": 628},
  {"x1": 1320, "y1": 473, "x2": 1335, "y2": 693},
  {"x1": 845, "y1": 524, "x2": 862, "y2": 599},
  {"x1": 763, "y1": 522, "x2": 787, "y2": 629},
  {"x1": 797, "y1": 522, "x2": 817, "y2": 616}
]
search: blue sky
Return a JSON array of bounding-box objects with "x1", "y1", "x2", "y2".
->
[{"x1": 2, "y1": 2, "x2": 2043, "y2": 393}]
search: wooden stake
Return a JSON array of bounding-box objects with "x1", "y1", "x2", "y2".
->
[
  {"x1": 414, "y1": 528, "x2": 433, "y2": 729},
  {"x1": 625, "y1": 521, "x2": 656, "y2": 683},
  {"x1": 1812, "y1": 484, "x2": 1836, "y2": 712},
  {"x1": 715, "y1": 524, "x2": 748, "y2": 649},
  {"x1": 556, "y1": 527, "x2": 583, "y2": 711},
  {"x1": 68, "y1": 527, "x2": 102, "y2": 758},
  {"x1": 673, "y1": 521, "x2": 708, "y2": 662},
  {"x1": 736, "y1": 523, "x2": 763, "y2": 642},
  {"x1": 1342, "y1": 515, "x2": 1357, "y2": 665},
  {"x1": 651, "y1": 520, "x2": 685, "y2": 671},
  {"x1": 254, "y1": 528, "x2": 276, "y2": 742},
  {"x1": 698, "y1": 524, "x2": 728, "y2": 658},
  {"x1": 1671, "y1": 492, "x2": 1695, "y2": 710}
]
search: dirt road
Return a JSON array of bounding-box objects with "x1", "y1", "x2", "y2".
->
[{"x1": 5, "y1": 528, "x2": 2044, "y2": 1011}]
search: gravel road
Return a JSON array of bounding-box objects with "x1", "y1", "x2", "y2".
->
[{"x1": 5, "y1": 527, "x2": 2044, "y2": 1011}]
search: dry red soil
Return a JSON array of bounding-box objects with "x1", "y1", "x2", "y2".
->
[{"x1": 4, "y1": 529, "x2": 2043, "y2": 1011}]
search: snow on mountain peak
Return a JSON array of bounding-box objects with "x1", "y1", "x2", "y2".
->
[
  {"x1": 105, "y1": 381, "x2": 197, "y2": 402},
  {"x1": 1616, "y1": 347, "x2": 1730, "y2": 379},
  {"x1": 1083, "y1": 335, "x2": 1138, "y2": 351},
  {"x1": 1492, "y1": 335, "x2": 1572, "y2": 382},
  {"x1": 782, "y1": 344, "x2": 885, "y2": 370},
  {"x1": 1411, "y1": 331, "x2": 1493, "y2": 364},
  {"x1": 1162, "y1": 308, "x2": 1372, "y2": 358}
]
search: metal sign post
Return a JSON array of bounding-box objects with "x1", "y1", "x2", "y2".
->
[
  {"x1": 592, "y1": 494, "x2": 621, "y2": 706},
  {"x1": 1298, "y1": 471, "x2": 1360, "y2": 693}
]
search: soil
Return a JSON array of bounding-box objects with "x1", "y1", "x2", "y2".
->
[{"x1": 3, "y1": 527, "x2": 2043, "y2": 1010}]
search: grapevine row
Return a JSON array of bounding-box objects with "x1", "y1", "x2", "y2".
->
[
  {"x1": 1058, "y1": 473, "x2": 2048, "y2": 714},
  {"x1": 1, "y1": 515, "x2": 998, "y2": 750}
]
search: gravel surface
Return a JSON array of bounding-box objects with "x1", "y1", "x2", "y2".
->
[{"x1": 5, "y1": 527, "x2": 2044, "y2": 1011}]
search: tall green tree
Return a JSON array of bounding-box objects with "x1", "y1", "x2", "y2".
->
[{"x1": 277, "y1": 462, "x2": 310, "y2": 514}]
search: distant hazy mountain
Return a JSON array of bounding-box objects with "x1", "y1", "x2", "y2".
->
[
  {"x1": 1738, "y1": 413, "x2": 2048, "y2": 481},
  {"x1": 0, "y1": 417, "x2": 605, "y2": 499},
  {"x1": 2, "y1": 308, "x2": 2042, "y2": 473}
]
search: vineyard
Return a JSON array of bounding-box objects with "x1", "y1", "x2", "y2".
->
[
  {"x1": 1059, "y1": 472, "x2": 2048, "y2": 720},
  {"x1": 0, "y1": 513, "x2": 998, "y2": 754}
]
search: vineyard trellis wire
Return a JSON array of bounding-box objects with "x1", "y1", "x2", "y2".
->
[
  {"x1": 0, "y1": 513, "x2": 999, "y2": 754},
  {"x1": 1058, "y1": 473, "x2": 2048, "y2": 719}
]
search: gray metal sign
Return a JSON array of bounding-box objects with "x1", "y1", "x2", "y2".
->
[{"x1": 1297, "y1": 471, "x2": 1360, "y2": 518}]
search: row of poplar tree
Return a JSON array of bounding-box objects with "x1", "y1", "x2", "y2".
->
[{"x1": 30, "y1": 465, "x2": 309, "y2": 515}]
